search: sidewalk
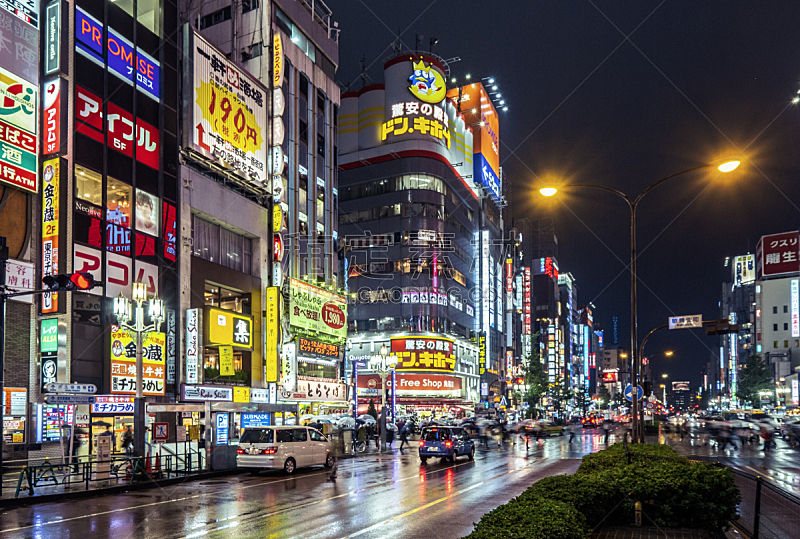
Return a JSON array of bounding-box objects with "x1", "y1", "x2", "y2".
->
[{"x1": 590, "y1": 527, "x2": 726, "y2": 539}]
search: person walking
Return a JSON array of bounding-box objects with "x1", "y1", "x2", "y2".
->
[
  {"x1": 568, "y1": 422, "x2": 577, "y2": 444},
  {"x1": 398, "y1": 422, "x2": 410, "y2": 452},
  {"x1": 761, "y1": 426, "x2": 773, "y2": 452},
  {"x1": 603, "y1": 421, "x2": 610, "y2": 445},
  {"x1": 121, "y1": 426, "x2": 134, "y2": 455}
]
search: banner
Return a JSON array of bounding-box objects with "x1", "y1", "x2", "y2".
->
[
  {"x1": 185, "y1": 28, "x2": 267, "y2": 185},
  {"x1": 265, "y1": 287, "x2": 279, "y2": 382},
  {"x1": 288, "y1": 278, "x2": 347, "y2": 340},
  {"x1": 219, "y1": 345, "x2": 234, "y2": 376},
  {"x1": 391, "y1": 336, "x2": 456, "y2": 373},
  {"x1": 110, "y1": 326, "x2": 166, "y2": 395}
]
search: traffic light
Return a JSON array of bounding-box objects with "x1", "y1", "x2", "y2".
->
[
  {"x1": 42, "y1": 272, "x2": 96, "y2": 291},
  {"x1": 704, "y1": 319, "x2": 739, "y2": 336}
]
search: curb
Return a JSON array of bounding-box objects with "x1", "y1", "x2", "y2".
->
[{"x1": 0, "y1": 468, "x2": 246, "y2": 509}]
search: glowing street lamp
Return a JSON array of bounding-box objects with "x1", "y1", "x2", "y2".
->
[{"x1": 369, "y1": 345, "x2": 397, "y2": 451}]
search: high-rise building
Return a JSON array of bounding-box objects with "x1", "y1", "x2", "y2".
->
[{"x1": 338, "y1": 52, "x2": 510, "y2": 416}]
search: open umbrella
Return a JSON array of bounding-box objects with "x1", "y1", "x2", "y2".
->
[
  {"x1": 337, "y1": 416, "x2": 356, "y2": 429},
  {"x1": 357, "y1": 414, "x2": 377, "y2": 425},
  {"x1": 92, "y1": 420, "x2": 113, "y2": 428}
]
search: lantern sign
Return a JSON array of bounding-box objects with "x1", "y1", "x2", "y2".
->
[{"x1": 273, "y1": 234, "x2": 283, "y2": 261}]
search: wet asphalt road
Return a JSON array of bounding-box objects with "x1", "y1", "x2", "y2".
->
[{"x1": 3, "y1": 428, "x2": 800, "y2": 539}]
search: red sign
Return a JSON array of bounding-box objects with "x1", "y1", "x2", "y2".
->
[
  {"x1": 75, "y1": 86, "x2": 160, "y2": 169},
  {"x1": 358, "y1": 373, "x2": 462, "y2": 393},
  {"x1": 43, "y1": 79, "x2": 61, "y2": 155},
  {"x1": 163, "y1": 202, "x2": 177, "y2": 261},
  {"x1": 544, "y1": 257, "x2": 558, "y2": 279},
  {"x1": 273, "y1": 234, "x2": 283, "y2": 260},
  {"x1": 506, "y1": 258, "x2": 513, "y2": 294},
  {"x1": 760, "y1": 231, "x2": 800, "y2": 278},
  {"x1": 603, "y1": 372, "x2": 617, "y2": 382},
  {"x1": 390, "y1": 337, "x2": 456, "y2": 373},
  {"x1": 523, "y1": 267, "x2": 531, "y2": 333},
  {"x1": 153, "y1": 422, "x2": 169, "y2": 441},
  {"x1": 0, "y1": 119, "x2": 36, "y2": 153}
]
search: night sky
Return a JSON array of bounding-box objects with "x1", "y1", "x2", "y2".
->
[{"x1": 327, "y1": 1, "x2": 800, "y2": 389}]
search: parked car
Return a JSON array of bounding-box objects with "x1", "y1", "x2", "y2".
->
[
  {"x1": 419, "y1": 426, "x2": 475, "y2": 463},
  {"x1": 236, "y1": 426, "x2": 333, "y2": 474}
]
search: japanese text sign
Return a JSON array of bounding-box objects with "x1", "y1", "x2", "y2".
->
[
  {"x1": 391, "y1": 336, "x2": 456, "y2": 373},
  {"x1": 92, "y1": 396, "x2": 135, "y2": 414},
  {"x1": 668, "y1": 314, "x2": 702, "y2": 330},
  {"x1": 110, "y1": 325, "x2": 165, "y2": 395},
  {"x1": 0, "y1": 66, "x2": 37, "y2": 193},
  {"x1": 288, "y1": 278, "x2": 347, "y2": 340},
  {"x1": 298, "y1": 337, "x2": 340, "y2": 359},
  {"x1": 296, "y1": 379, "x2": 346, "y2": 402},
  {"x1": 206, "y1": 308, "x2": 252, "y2": 349},
  {"x1": 41, "y1": 158, "x2": 59, "y2": 312},
  {"x1": 187, "y1": 29, "x2": 267, "y2": 186},
  {"x1": 760, "y1": 231, "x2": 800, "y2": 277}
]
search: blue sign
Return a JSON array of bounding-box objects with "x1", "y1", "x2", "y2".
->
[
  {"x1": 612, "y1": 316, "x2": 619, "y2": 345},
  {"x1": 474, "y1": 153, "x2": 500, "y2": 202},
  {"x1": 216, "y1": 412, "x2": 229, "y2": 445},
  {"x1": 76, "y1": 7, "x2": 103, "y2": 65},
  {"x1": 43, "y1": 395, "x2": 96, "y2": 404},
  {"x1": 74, "y1": 8, "x2": 161, "y2": 101},
  {"x1": 242, "y1": 413, "x2": 271, "y2": 429},
  {"x1": 624, "y1": 384, "x2": 644, "y2": 402}
]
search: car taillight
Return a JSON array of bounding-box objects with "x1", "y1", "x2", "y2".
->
[
  {"x1": 237, "y1": 448, "x2": 246, "y2": 454},
  {"x1": 445, "y1": 441, "x2": 452, "y2": 447},
  {"x1": 419, "y1": 440, "x2": 425, "y2": 446},
  {"x1": 261, "y1": 447, "x2": 278, "y2": 455}
]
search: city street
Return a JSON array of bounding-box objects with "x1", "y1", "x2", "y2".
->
[{"x1": 2, "y1": 428, "x2": 799, "y2": 539}]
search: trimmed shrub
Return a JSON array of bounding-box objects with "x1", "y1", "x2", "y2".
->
[
  {"x1": 518, "y1": 474, "x2": 619, "y2": 527},
  {"x1": 464, "y1": 496, "x2": 589, "y2": 539},
  {"x1": 576, "y1": 441, "x2": 680, "y2": 474}
]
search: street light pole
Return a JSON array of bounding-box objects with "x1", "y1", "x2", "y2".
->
[
  {"x1": 369, "y1": 344, "x2": 396, "y2": 452},
  {"x1": 540, "y1": 160, "x2": 741, "y2": 443}
]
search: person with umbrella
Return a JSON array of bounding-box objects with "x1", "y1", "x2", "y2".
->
[{"x1": 398, "y1": 421, "x2": 410, "y2": 452}]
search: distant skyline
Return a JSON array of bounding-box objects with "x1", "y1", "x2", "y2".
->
[{"x1": 328, "y1": 1, "x2": 800, "y2": 388}]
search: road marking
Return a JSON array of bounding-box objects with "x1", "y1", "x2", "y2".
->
[
  {"x1": 177, "y1": 455, "x2": 507, "y2": 538},
  {"x1": 340, "y1": 459, "x2": 551, "y2": 539}
]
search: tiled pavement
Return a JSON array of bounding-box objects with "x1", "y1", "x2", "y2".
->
[{"x1": 590, "y1": 527, "x2": 719, "y2": 539}]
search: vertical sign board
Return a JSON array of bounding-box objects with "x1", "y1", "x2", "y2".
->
[
  {"x1": 478, "y1": 332, "x2": 486, "y2": 376},
  {"x1": 40, "y1": 318, "x2": 58, "y2": 390},
  {"x1": 166, "y1": 310, "x2": 176, "y2": 384},
  {"x1": 265, "y1": 287, "x2": 279, "y2": 382},
  {"x1": 281, "y1": 342, "x2": 295, "y2": 391},
  {"x1": 0, "y1": 66, "x2": 38, "y2": 193},
  {"x1": 215, "y1": 412, "x2": 228, "y2": 445},
  {"x1": 185, "y1": 308, "x2": 201, "y2": 384},
  {"x1": 42, "y1": 78, "x2": 62, "y2": 155},
  {"x1": 219, "y1": 345, "x2": 234, "y2": 376},
  {"x1": 44, "y1": 0, "x2": 60, "y2": 75},
  {"x1": 792, "y1": 379, "x2": 799, "y2": 406},
  {"x1": 272, "y1": 34, "x2": 283, "y2": 87},
  {"x1": 41, "y1": 158, "x2": 59, "y2": 313},
  {"x1": 792, "y1": 280, "x2": 799, "y2": 338},
  {"x1": 110, "y1": 326, "x2": 166, "y2": 395}
]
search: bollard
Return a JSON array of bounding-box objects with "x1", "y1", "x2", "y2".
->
[{"x1": 634, "y1": 501, "x2": 642, "y2": 527}]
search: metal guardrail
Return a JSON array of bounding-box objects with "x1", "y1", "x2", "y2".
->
[
  {"x1": 731, "y1": 469, "x2": 800, "y2": 539},
  {"x1": 4, "y1": 451, "x2": 205, "y2": 498}
]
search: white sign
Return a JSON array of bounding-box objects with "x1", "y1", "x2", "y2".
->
[
  {"x1": 269, "y1": 382, "x2": 277, "y2": 404},
  {"x1": 792, "y1": 379, "x2": 799, "y2": 406},
  {"x1": 185, "y1": 308, "x2": 200, "y2": 384},
  {"x1": 250, "y1": 388, "x2": 269, "y2": 403},
  {"x1": 188, "y1": 30, "x2": 267, "y2": 186},
  {"x1": 282, "y1": 342, "x2": 296, "y2": 392},
  {"x1": 792, "y1": 280, "x2": 799, "y2": 338},
  {"x1": 176, "y1": 425, "x2": 187, "y2": 442},
  {"x1": 733, "y1": 254, "x2": 755, "y2": 287},
  {"x1": 182, "y1": 385, "x2": 233, "y2": 402},
  {"x1": 294, "y1": 379, "x2": 347, "y2": 402},
  {"x1": 668, "y1": 314, "x2": 702, "y2": 330},
  {"x1": 45, "y1": 383, "x2": 97, "y2": 394},
  {"x1": 5, "y1": 259, "x2": 35, "y2": 303}
]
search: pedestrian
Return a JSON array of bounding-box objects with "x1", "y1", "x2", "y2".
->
[
  {"x1": 357, "y1": 423, "x2": 367, "y2": 451},
  {"x1": 366, "y1": 423, "x2": 375, "y2": 449},
  {"x1": 121, "y1": 426, "x2": 134, "y2": 455},
  {"x1": 501, "y1": 422, "x2": 510, "y2": 450},
  {"x1": 398, "y1": 422, "x2": 409, "y2": 452},
  {"x1": 603, "y1": 422, "x2": 610, "y2": 445},
  {"x1": 761, "y1": 427, "x2": 773, "y2": 452},
  {"x1": 568, "y1": 423, "x2": 576, "y2": 444}
]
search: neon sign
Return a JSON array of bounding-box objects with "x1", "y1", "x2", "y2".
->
[{"x1": 75, "y1": 7, "x2": 161, "y2": 101}]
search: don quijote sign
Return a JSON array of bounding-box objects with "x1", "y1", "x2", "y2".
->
[{"x1": 359, "y1": 374, "x2": 462, "y2": 395}]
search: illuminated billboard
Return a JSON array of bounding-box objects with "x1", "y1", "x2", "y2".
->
[
  {"x1": 183, "y1": 27, "x2": 268, "y2": 187},
  {"x1": 733, "y1": 254, "x2": 755, "y2": 287},
  {"x1": 758, "y1": 231, "x2": 800, "y2": 278}
]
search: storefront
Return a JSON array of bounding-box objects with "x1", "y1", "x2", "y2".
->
[
  {"x1": 90, "y1": 396, "x2": 136, "y2": 454},
  {"x1": 2, "y1": 388, "x2": 27, "y2": 446},
  {"x1": 356, "y1": 372, "x2": 475, "y2": 419}
]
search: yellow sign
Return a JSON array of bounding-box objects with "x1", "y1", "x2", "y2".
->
[
  {"x1": 407, "y1": 59, "x2": 446, "y2": 104},
  {"x1": 219, "y1": 345, "x2": 234, "y2": 376},
  {"x1": 110, "y1": 326, "x2": 166, "y2": 395},
  {"x1": 41, "y1": 158, "x2": 60, "y2": 313},
  {"x1": 195, "y1": 81, "x2": 263, "y2": 154},
  {"x1": 12, "y1": 433, "x2": 23, "y2": 443},
  {"x1": 188, "y1": 424, "x2": 200, "y2": 441},
  {"x1": 233, "y1": 387, "x2": 250, "y2": 403},
  {"x1": 273, "y1": 34, "x2": 283, "y2": 87},
  {"x1": 272, "y1": 205, "x2": 282, "y2": 233},
  {"x1": 206, "y1": 308, "x2": 253, "y2": 349},
  {"x1": 265, "y1": 287, "x2": 279, "y2": 382}
]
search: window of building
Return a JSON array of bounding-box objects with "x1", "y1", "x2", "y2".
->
[
  {"x1": 199, "y1": 6, "x2": 231, "y2": 30},
  {"x1": 785, "y1": 340, "x2": 790, "y2": 348},
  {"x1": 76, "y1": 165, "x2": 102, "y2": 207},
  {"x1": 785, "y1": 323, "x2": 789, "y2": 331},
  {"x1": 785, "y1": 305, "x2": 789, "y2": 313},
  {"x1": 113, "y1": 0, "x2": 135, "y2": 19},
  {"x1": 774, "y1": 324, "x2": 779, "y2": 331},
  {"x1": 774, "y1": 306, "x2": 778, "y2": 314},
  {"x1": 242, "y1": 0, "x2": 259, "y2": 13},
  {"x1": 774, "y1": 341, "x2": 779, "y2": 348},
  {"x1": 204, "y1": 283, "x2": 251, "y2": 314},
  {"x1": 107, "y1": 177, "x2": 132, "y2": 229},
  {"x1": 316, "y1": 182, "x2": 325, "y2": 221},
  {"x1": 137, "y1": 0, "x2": 160, "y2": 35},
  {"x1": 192, "y1": 215, "x2": 253, "y2": 274},
  {"x1": 299, "y1": 212, "x2": 308, "y2": 236},
  {"x1": 242, "y1": 42, "x2": 263, "y2": 62}
]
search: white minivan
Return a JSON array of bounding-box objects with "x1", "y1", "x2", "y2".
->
[{"x1": 236, "y1": 426, "x2": 333, "y2": 474}]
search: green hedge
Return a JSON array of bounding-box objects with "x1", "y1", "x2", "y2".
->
[
  {"x1": 463, "y1": 496, "x2": 588, "y2": 539},
  {"x1": 462, "y1": 443, "x2": 739, "y2": 538}
]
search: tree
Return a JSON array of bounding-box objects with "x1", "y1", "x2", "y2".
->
[
  {"x1": 521, "y1": 336, "x2": 548, "y2": 419},
  {"x1": 736, "y1": 354, "x2": 772, "y2": 408},
  {"x1": 596, "y1": 384, "x2": 611, "y2": 408},
  {"x1": 549, "y1": 376, "x2": 572, "y2": 422},
  {"x1": 366, "y1": 399, "x2": 378, "y2": 421}
]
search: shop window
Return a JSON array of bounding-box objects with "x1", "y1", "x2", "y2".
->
[
  {"x1": 204, "y1": 283, "x2": 251, "y2": 314},
  {"x1": 192, "y1": 215, "x2": 253, "y2": 275},
  {"x1": 76, "y1": 166, "x2": 103, "y2": 207},
  {"x1": 107, "y1": 177, "x2": 132, "y2": 229},
  {"x1": 193, "y1": 216, "x2": 219, "y2": 263}
]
